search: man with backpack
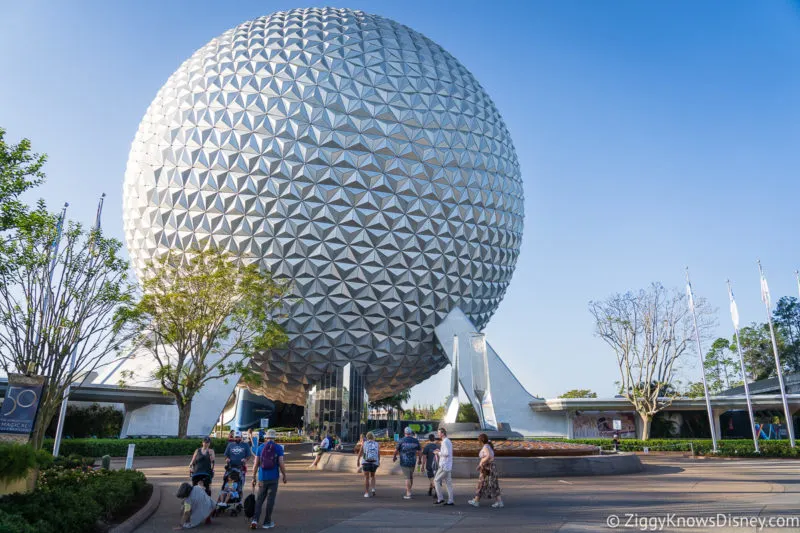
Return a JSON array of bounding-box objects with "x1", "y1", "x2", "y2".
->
[{"x1": 250, "y1": 429, "x2": 287, "y2": 529}]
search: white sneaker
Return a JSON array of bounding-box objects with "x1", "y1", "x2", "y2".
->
[
  {"x1": 492, "y1": 502, "x2": 504, "y2": 509},
  {"x1": 468, "y1": 499, "x2": 479, "y2": 507},
  {"x1": 403, "y1": 494, "x2": 412, "y2": 500},
  {"x1": 262, "y1": 522, "x2": 275, "y2": 529},
  {"x1": 364, "y1": 492, "x2": 370, "y2": 498},
  {"x1": 371, "y1": 489, "x2": 376, "y2": 496}
]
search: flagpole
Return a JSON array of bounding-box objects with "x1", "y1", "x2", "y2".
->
[
  {"x1": 53, "y1": 194, "x2": 104, "y2": 457},
  {"x1": 686, "y1": 268, "x2": 718, "y2": 453},
  {"x1": 34, "y1": 203, "x2": 68, "y2": 370},
  {"x1": 727, "y1": 280, "x2": 759, "y2": 453},
  {"x1": 757, "y1": 260, "x2": 795, "y2": 448}
]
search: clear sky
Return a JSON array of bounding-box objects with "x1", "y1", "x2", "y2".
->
[{"x1": 1, "y1": 1, "x2": 799, "y2": 406}]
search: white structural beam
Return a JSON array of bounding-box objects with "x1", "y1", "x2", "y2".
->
[
  {"x1": 102, "y1": 341, "x2": 242, "y2": 438},
  {"x1": 434, "y1": 308, "x2": 567, "y2": 437}
]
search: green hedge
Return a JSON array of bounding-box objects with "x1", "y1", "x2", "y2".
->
[
  {"x1": 0, "y1": 443, "x2": 37, "y2": 483},
  {"x1": 543, "y1": 438, "x2": 800, "y2": 457},
  {"x1": 40, "y1": 437, "x2": 304, "y2": 457},
  {"x1": 0, "y1": 469, "x2": 147, "y2": 533}
]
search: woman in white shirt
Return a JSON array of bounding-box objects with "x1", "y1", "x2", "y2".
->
[{"x1": 467, "y1": 433, "x2": 504, "y2": 508}]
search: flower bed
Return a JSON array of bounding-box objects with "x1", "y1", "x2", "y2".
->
[
  {"x1": 0, "y1": 467, "x2": 148, "y2": 533},
  {"x1": 355, "y1": 439, "x2": 599, "y2": 457}
]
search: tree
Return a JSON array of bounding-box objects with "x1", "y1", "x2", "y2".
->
[
  {"x1": 684, "y1": 381, "x2": 707, "y2": 399},
  {"x1": 702, "y1": 337, "x2": 741, "y2": 393},
  {"x1": 0, "y1": 212, "x2": 135, "y2": 449},
  {"x1": 773, "y1": 296, "x2": 800, "y2": 372},
  {"x1": 119, "y1": 249, "x2": 291, "y2": 438},
  {"x1": 589, "y1": 282, "x2": 714, "y2": 441},
  {"x1": 558, "y1": 389, "x2": 597, "y2": 398},
  {"x1": 456, "y1": 402, "x2": 479, "y2": 423},
  {"x1": 0, "y1": 127, "x2": 46, "y2": 231},
  {"x1": 369, "y1": 390, "x2": 411, "y2": 416},
  {"x1": 733, "y1": 323, "x2": 785, "y2": 381}
]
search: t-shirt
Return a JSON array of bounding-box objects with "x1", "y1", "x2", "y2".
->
[
  {"x1": 254, "y1": 441, "x2": 285, "y2": 482},
  {"x1": 224, "y1": 441, "x2": 252, "y2": 467},
  {"x1": 438, "y1": 437, "x2": 453, "y2": 471},
  {"x1": 479, "y1": 443, "x2": 495, "y2": 461},
  {"x1": 183, "y1": 485, "x2": 215, "y2": 528},
  {"x1": 422, "y1": 442, "x2": 439, "y2": 471},
  {"x1": 395, "y1": 436, "x2": 421, "y2": 468}
]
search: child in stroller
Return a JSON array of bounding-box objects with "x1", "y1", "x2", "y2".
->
[{"x1": 215, "y1": 466, "x2": 243, "y2": 516}]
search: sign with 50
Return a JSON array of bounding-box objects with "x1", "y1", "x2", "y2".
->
[{"x1": 0, "y1": 374, "x2": 45, "y2": 436}]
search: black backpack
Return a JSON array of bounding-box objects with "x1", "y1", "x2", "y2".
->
[{"x1": 244, "y1": 493, "x2": 256, "y2": 518}]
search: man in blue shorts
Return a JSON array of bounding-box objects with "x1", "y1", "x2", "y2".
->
[{"x1": 392, "y1": 427, "x2": 421, "y2": 499}]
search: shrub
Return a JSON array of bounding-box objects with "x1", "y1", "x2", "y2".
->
[
  {"x1": 0, "y1": 509, "x2": 40, "y2": 533},
  {"x1": 539, "y1": 438, "x2": 799, "y2": 457},
  {"x1": 0, "y1": 442, "x2": 37, "y2": 483},
  {"x1": 39, "y1": 437, "x2": 303, "y2": 457},
  {"x1": 0, "y1": 469, "x2": 147, "y2": 533},
  {"x1": 44, "y1": 403, "x2": 123, "y2": 439}
]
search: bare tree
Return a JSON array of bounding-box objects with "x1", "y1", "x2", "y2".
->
[
  {"x1": 589, "y1": 282, "x2": 714, "y2": 440},
  {"x1": 0, "y1": 208, "x2": 136, "y2": 449},
  {"x1": 119, "y1": 249, "x2": 291, "y2": 438}
]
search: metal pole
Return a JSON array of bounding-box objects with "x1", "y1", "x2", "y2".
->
[
  {"x1": 727, "y1": 280, "x2": 759, "y2": 453},
  {"x1": 686, "y1": 268, "x2": 718, "y2": 453},
  {"x1": 53, "y1": 195, "x2": 104, "y2": 456},
  {"x1": 758, "y1": 261, "x2": 795, "y2": 447},
  {"x1": 34, "y1": 203, "x2": 68, "y2": 368}
]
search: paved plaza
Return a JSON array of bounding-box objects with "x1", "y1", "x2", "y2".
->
[{"x1": 129, "y1": 444, "x2": 800, "y2": 533}]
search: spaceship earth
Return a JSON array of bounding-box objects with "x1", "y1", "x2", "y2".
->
[{"x1": 122, "y1": 7, "x2": 524, "y2": 405}]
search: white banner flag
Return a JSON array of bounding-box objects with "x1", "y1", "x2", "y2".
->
[
  {"x1": 686, "y1": 282, "x2": 695, "y2": 312},
  {"x1": 728, "y1": 287, "x2": 740, "y2": 330},
  {"x1": 761, "y1": 275, "x2": 771, "y2": 307}
]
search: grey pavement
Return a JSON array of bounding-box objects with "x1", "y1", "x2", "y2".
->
[{"x1": 129, "y1": 445, "x2": 800, "y2": 533}]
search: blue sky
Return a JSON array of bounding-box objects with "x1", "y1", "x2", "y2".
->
[{"x1": 1, "y1": 1, "x2": 799, "y2": 406}]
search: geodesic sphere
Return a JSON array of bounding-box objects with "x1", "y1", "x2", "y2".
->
[{"x1": 122, "y1": 7, "x2": 523, "y2": 405}]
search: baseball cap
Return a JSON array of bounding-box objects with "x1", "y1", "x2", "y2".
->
[
  {"x1": 404, "y1": 427, "x2": 413, "y2": 435},
  {"x1": 266, "y1": 429, "x2": 277, "y2": 439},
  {"x1": 234, "y1": 430, "x2": 242, "y2": 438},
  {"x1": 202, "y1": 436, "x2": 211, "y2": 443}
]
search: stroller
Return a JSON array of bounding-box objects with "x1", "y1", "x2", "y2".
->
[
  {"x1": 191, "y1": 471, "x2": 213, "y2": 497},
  {"x1": 215, "y1": 465, "x2": 244, "y2": 517}
]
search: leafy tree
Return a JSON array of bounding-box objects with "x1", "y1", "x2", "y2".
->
[
  {"x1": 733, "y1": 322, "x2": 785, "y2": 381},
  {"x1": 369, "y1": 390, "x2": 411, "y2": 416},
  {"x1": 0, "y1": 213, "x2": 135, "y2": 449},
  {"x1": 773, "y1": 296, "x2": 800, "y2": 372},
  {"x1": 456, "y1": 402, "x2": 479, "y2": 423},
  {"x1": 702, "y1": 338, "x2": 741, "y2": 393},
  {"x1": 684, "y1": 381, "x2": 707, "y2": 399},
  {"x1": 558, "y1": 389, "x2": 597, "y2": 398},
  {"x1": 119, "y1": 249, "x2": 291, "y2": 438},
  {"x1": 589, "y1": 282, "x2": 714, "y2": 440},
  {"x1": 0, "y1": 127, "x2": 46, "y2": 231}
]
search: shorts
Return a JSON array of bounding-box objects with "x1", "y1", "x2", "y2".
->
[
  {"x1": 426, "y1": 468, "x2": 435, "y2": 479},
  {"x1": 362, "y1": 462, "x2": 378, "y2": 473},
  {"x1": 401, "y1": 466, "x2": 415, "y2": 479}
]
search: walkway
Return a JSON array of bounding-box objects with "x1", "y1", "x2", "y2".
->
[{"x1": 131, "y1": 445, "x2": 800, "y2": 532}]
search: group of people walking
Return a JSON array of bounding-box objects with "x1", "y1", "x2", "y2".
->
[
  {"x1": 179, "y1": 429, "x2": 287, "y2": 529},
  {"x1": 176, "y1": 425, "x2": 504, "y2": 529},
  {"x1": 355, "y1": 426, "x2": 503, "y2": 508}
]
